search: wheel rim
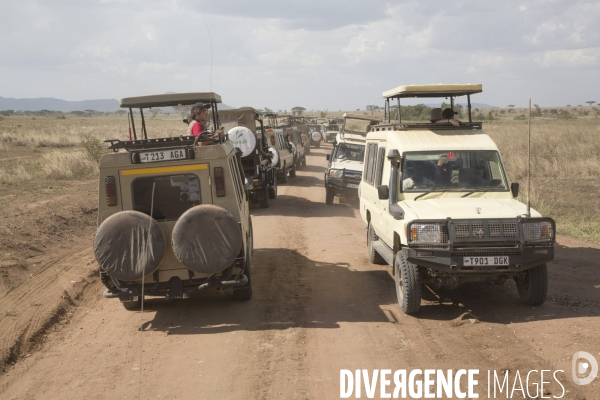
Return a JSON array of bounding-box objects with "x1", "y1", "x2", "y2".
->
[{"x1": 395, "y1": 263, "x2": 404, "y2": 302}]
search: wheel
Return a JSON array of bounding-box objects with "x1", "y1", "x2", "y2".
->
[
  {"x1": 120, "y1": 296, "x2": 142, "y2": 311},
  {"x1": 289, "y1": 162, "x2": 296, "y2": 177},
  {"x1": 516, "y1": 264, "x2": 548, "y2": 306},
  {"x1": 268, "y1": 174, "x2": 277, "y2": 199},
  {"x1": 394, "y1": 252, "x2": 421, "y2": 314},
  {"x1": 302, "y1": 157, "x2": 306, "y2": 167},
  {"x1": 279, "y1": 166, "x2": 289, "y2": 183},
  {"x1": 315, "y1": 142, "x2": 321, "y2": 148},
  {"x1": 325, "y1": 186, "x2": 334, "y2": 205},
  {"x1": 233, "y1": 232, "x2": 253, "y2": 301},
  {"x1": 306, "y1": 146, "x2": 310, "y2": 154},
  {"x1": 367, "y1": 223, "x2": 386, "y2": 265},
  {"x1": 259, "y1": 184, "x2": 269, "y2": 208}
]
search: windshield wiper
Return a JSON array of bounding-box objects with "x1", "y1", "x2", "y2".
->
[
  {"x1": 414, "y1": 189, "x2": 451, "y2": 201},
  {"x1": 461, "y1": 191, "x2": 475, "y2": 198}
]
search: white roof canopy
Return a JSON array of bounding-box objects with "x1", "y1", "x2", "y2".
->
[
  {"x1": 383, "y1": 84, "x2": 482, "y2": 99},
  {"x1": 119, "y1": 92, "x2": 222, "y2": 108},
  {"x1": 343, "y1": 113, "x2": 383, "y2": 122}
]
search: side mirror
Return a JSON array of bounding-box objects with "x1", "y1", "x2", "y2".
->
[
  {"x1": 377, "y1": 185, "x2": 389, "y2": 200},
  {"x1": 511, "y1": 182, "x2": 519, "y2": 197},
  {"x1": 326, "y1": 154, "x2": 330, "y2": 160}
]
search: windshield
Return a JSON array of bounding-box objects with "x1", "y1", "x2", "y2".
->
[
  {"x1": 334, "y1": 143, "x2": 365, "y2": 162},
  {"x1": 401, "y1": 150, "x2": 509, "y2": 192}
]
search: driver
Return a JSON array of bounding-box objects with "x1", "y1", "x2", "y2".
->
[
  {"x1": 403, "y1": 162, "x2": 434, "y2": 190},
  {"x1": 465, "y1": 165, "x2": 492, "y2": 187},
  {"x1": 188, "y1": 103, "x2": 224, "y2": 143}
]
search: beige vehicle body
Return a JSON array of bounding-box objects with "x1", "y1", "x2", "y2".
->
[
  {"x1": 95, "y1": 92, "x2": 253, "y2": 309},
  {"x1": 360, "y1": 84, "x2": 555, "y2": 314},
  {"x1": 279, "y1": 115, "x2": 310, "y2": 158},
  {"x1": 263, "y1": 113, "x2": 295, "y2": 183}
]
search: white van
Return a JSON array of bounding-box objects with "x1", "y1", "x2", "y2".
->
[
  {"x1": 324, "y1": 114, "x2": 380, "y2": 204},
  {"x1": 359, "y1": 84, "x2": 555, "y2": 314}
]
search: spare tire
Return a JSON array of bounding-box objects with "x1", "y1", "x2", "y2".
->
[
  {"x1": 171, "y1": 205, "x2": 243, "y2": 274},
  {"x1": 311, "y1": 131, "x2": 322, "y2": 141},
  {"x1": 94, "y1": 211, "x2": 166, "y2": 281},
  {"x1": 268, "y1": 147, "x2": 279, "y2": 166},
  {"x1": 227, "y1": 126, "x2": 256, "y2": 158}
]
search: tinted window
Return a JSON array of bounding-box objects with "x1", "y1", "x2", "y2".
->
[
  {"x1": 132, "y1": 174, "x2": 201, "y2": 221},
  {"x1": 375, "y1": 147, "x2": 386, "y2": 186}
]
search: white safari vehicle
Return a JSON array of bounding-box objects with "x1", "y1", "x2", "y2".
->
[
  {"x1": 359, "y1": 84, "x2": 555, "y2": 314},
  {"x1": 324, "y1": 113, "x2": 380, "y2": 204}
]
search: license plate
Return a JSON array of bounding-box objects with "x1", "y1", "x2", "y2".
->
[
  {"x1": 346, "y1": 183, "x2": 359, "y2": 189},
  {"x1": 463, "y1": 256, "x2": 509, "y2": 266},
  {"x1": 140, "y1": 149, "x2": 187, "y2": 163}
]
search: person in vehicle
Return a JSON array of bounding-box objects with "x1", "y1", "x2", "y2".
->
[
  {"x1": 188, "y1": 102, "x2": 224, "y2": 142},
  {"x1": 403, "y1": 162, "x2": 434, "y2": 190},
  {"x1": 436, "y1": 108, "x2": 460, "y2": 126},
  {"x1": 430, "y1": 108, "x2": 443, "y2": 122},
  {"x1": 463, "y1": 165, "x2": 497, "y2": 187}
]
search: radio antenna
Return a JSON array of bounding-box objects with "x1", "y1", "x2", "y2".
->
[
  {"x1": 202, "y1": 14, "x2": 214, "y2": 96},
  {"x1": 526, "y1": 99, "x2": 531, "y2": 217}
]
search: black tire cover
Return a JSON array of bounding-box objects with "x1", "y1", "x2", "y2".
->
[
  {"x1": 94, "y1": 211, "x2": 166, "y2": 281},
  {"x1": 171, "y1": 204, "x2": 242, "y2": 274}
]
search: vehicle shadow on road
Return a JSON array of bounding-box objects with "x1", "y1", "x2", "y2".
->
[
  {"x1": 139, "y1": 248, "x2": 395, "y2": 335},
  {"x1": 250, "y1": 195, "x2": 357, "y2": 218},
  {"x1": 279, "y1": 175, "x2": 324, "y2": 188},
  {"x1": 298, "y1": 164, "x2": 327, "y2": 174},
  {"x1": 415, "y1": 242, "x2": 600, "y2": 324}
]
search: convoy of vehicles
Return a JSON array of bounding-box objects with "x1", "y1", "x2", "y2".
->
[
  {"x1": 95, "y1": 92, "x2": 253, "y2": 309},
  {"x1": 220, "y1": 107, "x2": 277, "y2": 208},
  {"x1": 94, "y1": 87, "x2": 556, "y2": 317},
  {"x1": 359, "y1": 84, "x2": 555, "y2": 314},
  {"x1": 323, "y1": 113, "x2": 380, "y2": 205},
  {"x1": 263, "y1": 112, "x2": 296, "y2": 183}
]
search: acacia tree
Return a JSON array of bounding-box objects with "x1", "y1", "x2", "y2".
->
[
  {"x1": 586, "y1": 101, "x2": 596, "y2": 106},
  {"x1": 507, "y1": 105, "x2": 515, "y2": 113},
  {"x1": 291, "y1": 107, "x2": 306, "y2": 116}
]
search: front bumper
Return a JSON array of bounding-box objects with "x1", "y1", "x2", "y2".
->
[
  {"x1": 326, "y1": 175, "x2": 360, "y2": 195},
  {"x1": 406, "y1": 246, "x2": 554, "y2": 274}
]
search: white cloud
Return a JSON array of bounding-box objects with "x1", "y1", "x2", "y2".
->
[{"x1": 535, "y1": 47, "x2": 600, "y2": 67}]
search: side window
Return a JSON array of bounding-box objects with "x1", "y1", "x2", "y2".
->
[
  {"x1": 375, "y1": 147, "x2": 386, "y2": 186},
  {"x1": 228, "y1": 157, "x2": 243, "y2": 205},
  {"x1": 363, "y1": 143, "x2": 379, "y2": 185},
  {"x1": 363, "y1": 144, "x2": 373, "y2": 184}
]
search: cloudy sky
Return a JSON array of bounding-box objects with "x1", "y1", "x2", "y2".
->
[{"x1": 1, "y1": 0, "x2": 599, "y2": 109}]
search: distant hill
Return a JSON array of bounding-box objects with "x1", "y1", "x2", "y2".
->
[{"x1": 0, "y1": 96, "x2": 234, "y2": 112}]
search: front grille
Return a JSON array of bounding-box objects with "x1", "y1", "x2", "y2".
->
[
  {"x1": 450, "y1": 220, "x2": 519, "y2": 241},
  {"x1": 343, "y1": 171, "x2": 362, "y2": 181}
]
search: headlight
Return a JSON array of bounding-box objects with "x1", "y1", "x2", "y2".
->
[
  {"x1": 523, "y1": 221, "x2": 553, "y2": 241},
  {"x1": 329, "y1": 169, "x2": 343, "y2": 178},
  {"x1": 410, "y1": 223, "x2": 445, "y2": 243}
]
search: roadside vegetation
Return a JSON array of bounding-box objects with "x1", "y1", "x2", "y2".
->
[{"x1": 0, "y1": 110, "x2": 598, "y2": 242}]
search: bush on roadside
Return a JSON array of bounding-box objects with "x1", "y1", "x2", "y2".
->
[
  {"x1": 42, "y1": 150, "x2": 98, "y2": 179},
  {"x1": 80, "y1": 134, "x2": 108, "y2": 163}
]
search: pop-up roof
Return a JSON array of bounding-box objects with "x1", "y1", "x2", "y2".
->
[
  {"x1": 343, "y1": 113, "x2": 383, "y2": 122},
  {"x1": 119, "y1": 92, "x2": 222, "y2": 108},
  {"x1": 383, "y1": 84, "x2": 482, "y2": 99}
]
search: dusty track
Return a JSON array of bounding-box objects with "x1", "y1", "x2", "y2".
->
[{"x1": 1, "y1": 145, "x2": 599, "y2": 399}]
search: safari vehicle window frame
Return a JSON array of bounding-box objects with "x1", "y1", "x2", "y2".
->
[
  {"x1": 228, "y1": 156, "x2": 244, "y2": 205},
  {"x1": 399, "y1": 150, "x2": 511, "y2": 193},
  {"x1": 363, "y1": 143, "x2": 379, "y2": 185},
  {"x1": 375, "y1": 147, "x2": 386, "y2": 186},
  {"x1": 131, "y1": 173, "x2": 202, "y2": 222}
]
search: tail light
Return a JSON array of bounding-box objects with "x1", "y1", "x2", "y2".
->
[
  {"x1": 214, "y1": 167, "x2": 226, "y2": 197},
  {"x1": 270, "y1": 136, "x2": 275, "y2": 145},
  {"x1": 105, "y1": 176, "x2": 118, "y2": 206}
]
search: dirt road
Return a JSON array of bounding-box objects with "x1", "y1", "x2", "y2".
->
[{"x1": 1, "y1": 144, "x2": 599, "y2": 399}]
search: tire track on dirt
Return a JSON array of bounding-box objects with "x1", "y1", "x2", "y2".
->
[
  {"x1": 248, "y1": 171, "x2": 316, "y2": 399},
  {"x1": 0, "y1": 244, "x2": 96, "y2": 370}
]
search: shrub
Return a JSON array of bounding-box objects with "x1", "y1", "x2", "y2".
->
[
  {"x1": 80, "y1": 134, "x2": 108, "y2": 163},
  {"x1": 41, "y1": 150, "x2": 98, "y2": 179}
]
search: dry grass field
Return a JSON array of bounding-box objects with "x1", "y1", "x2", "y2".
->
[{"x1": 0, "y1": 113, "x2": 598, "y2": 244}]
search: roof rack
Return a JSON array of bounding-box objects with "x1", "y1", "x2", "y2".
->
[
  {"x1": 369, "y1": 122, "x2": 483, "y2": 132},
  {"x1": 104, "y1": 136, "x2": 212, "y2": 152}
]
